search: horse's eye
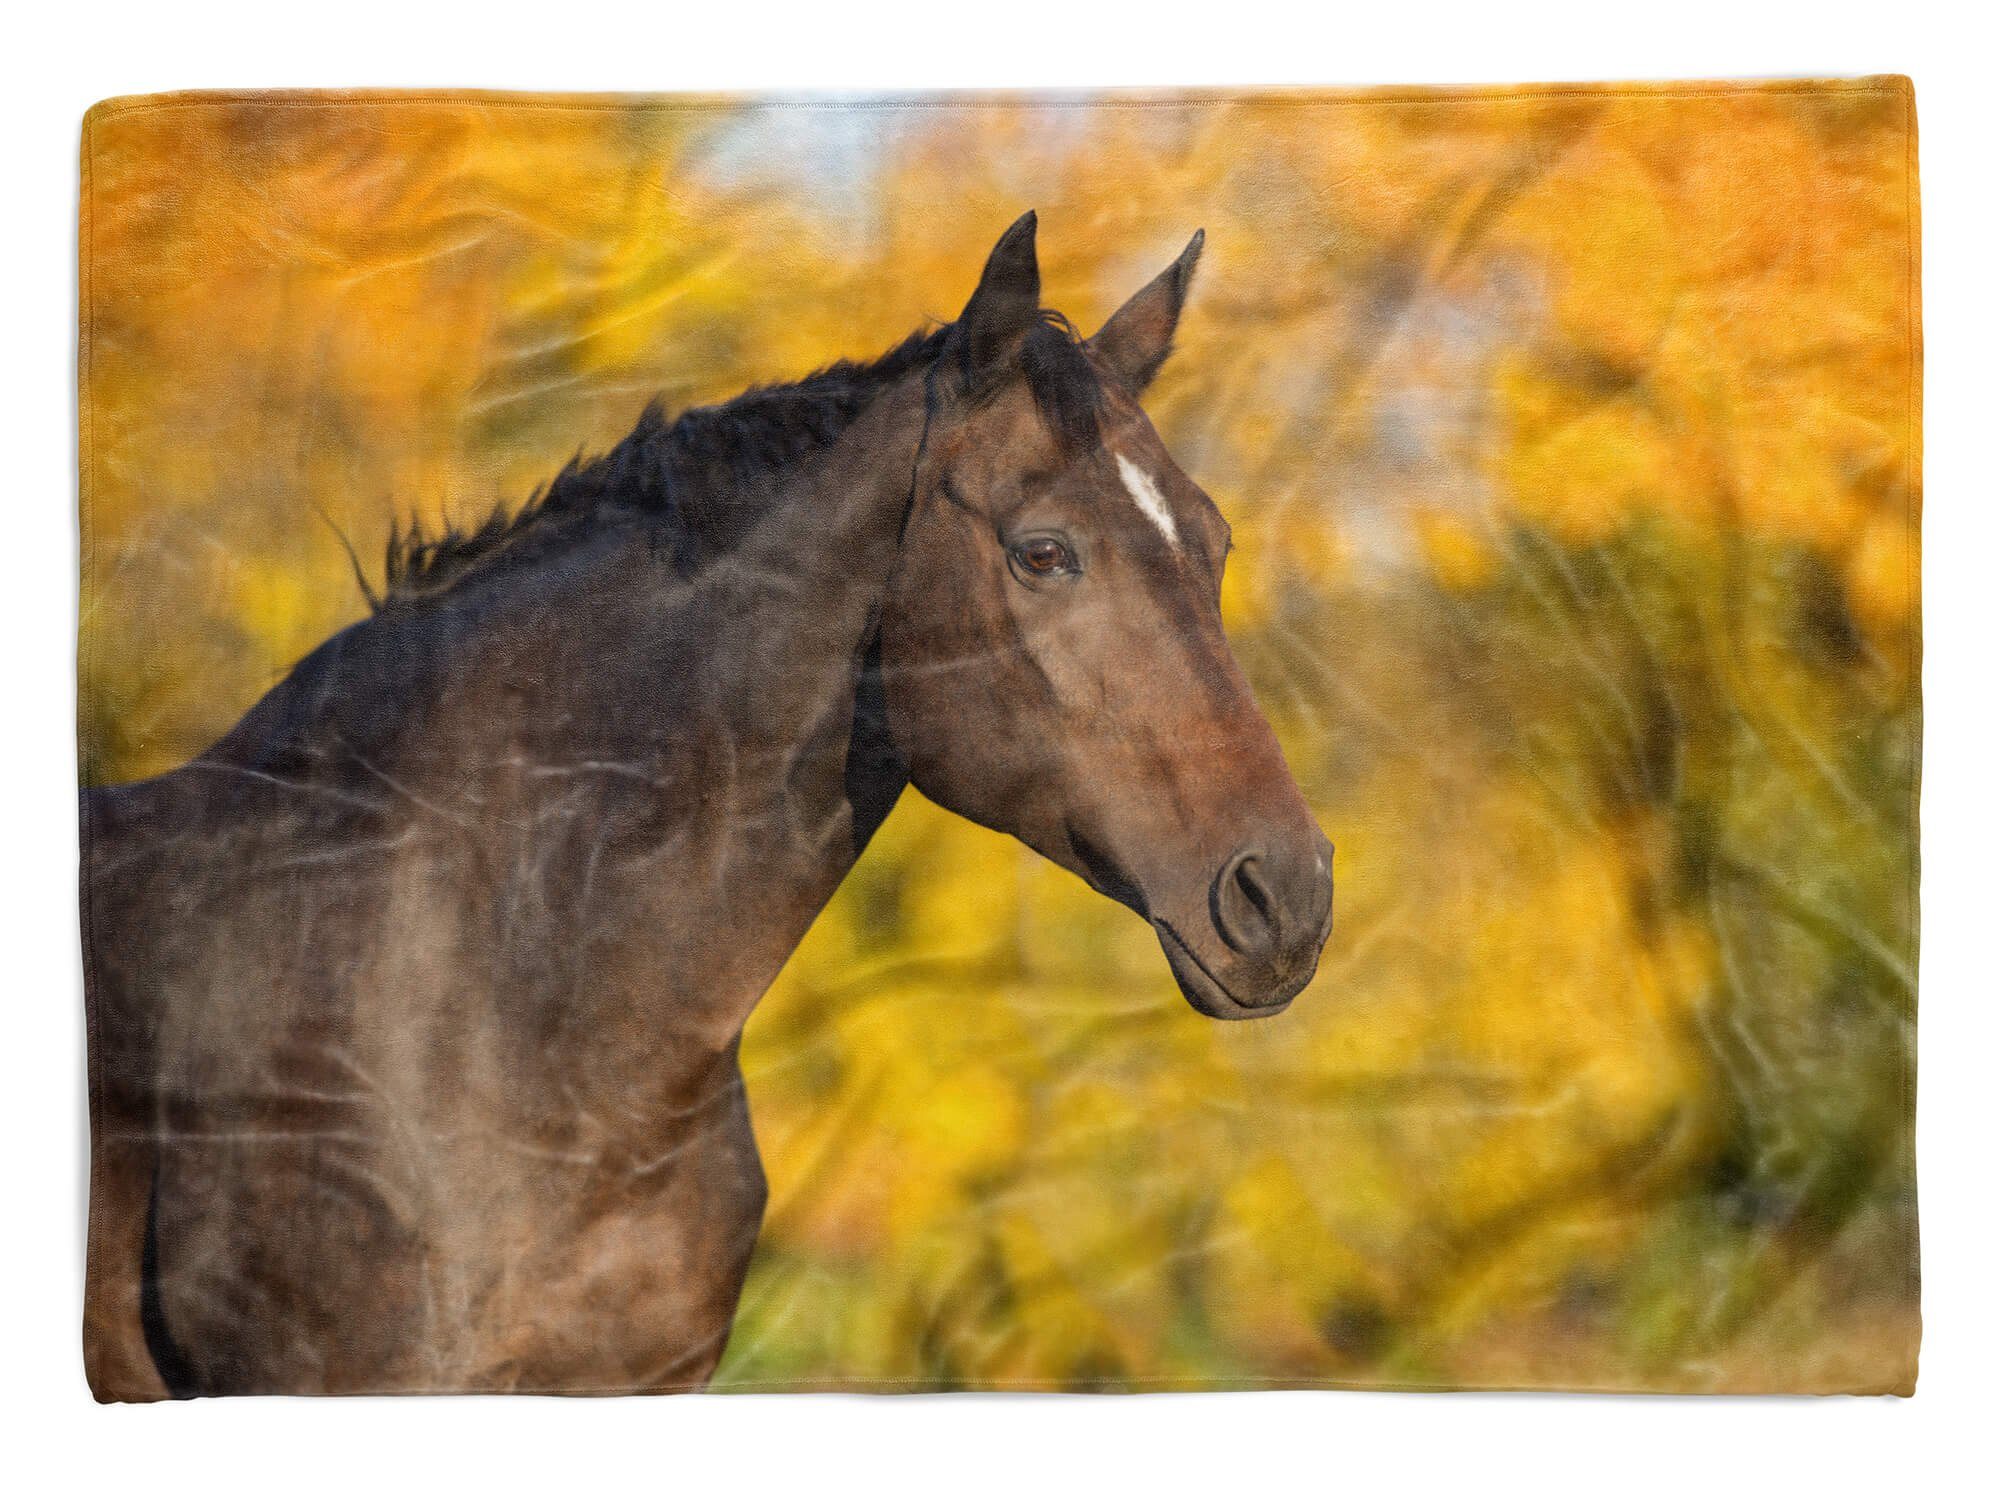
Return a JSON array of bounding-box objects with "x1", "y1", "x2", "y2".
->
[{"x1": 1011, "y1": 536, "x2": 1076, "y2": 577}]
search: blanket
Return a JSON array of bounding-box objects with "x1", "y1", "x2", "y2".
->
[{"x1": 78, "y1": 81, "x2": 1921, "y2": 1398}]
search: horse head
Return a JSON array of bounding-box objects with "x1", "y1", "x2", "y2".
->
[{"x1": 880, "y1": 213, "x2": 1334, "y2": 1019}]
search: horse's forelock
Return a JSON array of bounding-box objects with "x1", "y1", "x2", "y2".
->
[{"x1": 1017, "y1": 311, "x2": 1107, "y2": 456}]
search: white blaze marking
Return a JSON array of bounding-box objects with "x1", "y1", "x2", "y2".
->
[{"x1": 1116, "y1": 453, "x2": 1179, "y2": 548}]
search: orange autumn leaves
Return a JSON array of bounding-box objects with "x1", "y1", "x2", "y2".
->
[{"x1": 81, "y1": 83, "x2": 1918, "y2": 1390}]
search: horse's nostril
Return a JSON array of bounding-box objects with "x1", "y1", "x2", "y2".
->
[
  {"x1": 1213, "y1": 846, "x2": 1282, "y2": 956},
  {"x1": 1237, "y1": 854, "x2": 1277, "y2": 923}
]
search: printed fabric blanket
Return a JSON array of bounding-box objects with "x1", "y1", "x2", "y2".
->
[{"x1": 78, "y1": 81, "x2": 1921, "y2": 1399}]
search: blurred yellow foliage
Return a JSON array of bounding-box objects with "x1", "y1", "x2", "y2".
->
[{"x1": 80, "y1": 81, "x2": 1918, "y2": 1391}]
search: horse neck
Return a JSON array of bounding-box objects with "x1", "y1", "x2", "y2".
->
[{"x1": 366, "y1": 372, "x2": 930, "y2": 1077}]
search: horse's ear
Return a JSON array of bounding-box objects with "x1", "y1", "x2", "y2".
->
[
  {"x1": 1089, "y1": 229, "x2": 1205, "y2": 394},
  {"x1": 957, "y1": 211, "x2": 1042, "y2": 386}
]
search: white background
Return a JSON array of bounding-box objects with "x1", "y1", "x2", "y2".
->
[{"x1": 3, "y1": 2, "x2": 1993, "y2": 1483}]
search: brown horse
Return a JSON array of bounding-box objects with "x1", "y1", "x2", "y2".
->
[{"x1": 81, "y1": 214, "x2": 1334, "y2": 1399}]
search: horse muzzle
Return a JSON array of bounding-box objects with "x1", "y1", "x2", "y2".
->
[{"x1": 1154, "y1": 832, "x2": 1334, "y2": 1020}]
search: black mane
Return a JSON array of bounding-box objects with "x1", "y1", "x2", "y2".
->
[{"x1": 379, "y1": 311, "x2": 1103, "y2": 606}]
